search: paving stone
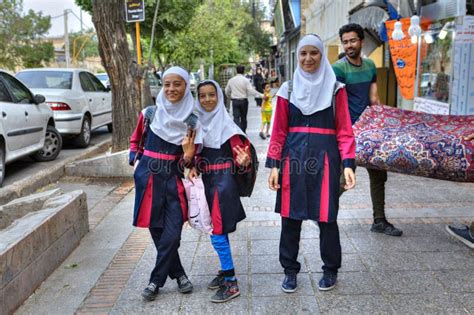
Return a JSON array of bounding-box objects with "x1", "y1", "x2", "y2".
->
[
  {"x1": 316, "y1": 294, "x2": 393, "y2": 314},
  {"x1": 387, "y1": 293, "x2": 467, "y2": 314},
  {"x1": 194, "y1": 240, "x2": 248, "y2": 257},
  {"x1": 178, "y1": 241, "x2": 198, "y2": 258},
  {"x1": 304, "y1": 253, "x2": 367, "y2": 273},
  {"x1": 228, "y1": 226, "x2": 249, "y2": 241},
  {"x1": 180, "y1": 275, "x2": 249, "y2": 314},
  {"x1": 360, "y1": 252, "x2": 429, "y2": 271},
  {"x1": 190, "y1": 255, "x2": 248, "y2": 276},
  {"x1": 371, "y1": 271, "x2": 444, "y2": 294},
  {"x1": 252, "y1": 296, "x2": 320, "y2": 314},
  {"x1": 348, "y1": 234, "x2": 416, "y2": 253},
  {"x1": 433, "y1": 270, "x2": 474, "y2": 293},
  {"x1": 456, "y1": 293, "x2": 474, "y2": 313},
  {"x1": 180, "y1": 227, "x2": 202, "y2": 242},
  {"x1": 251, "y1": 273, "x2": 314, "y2": 297},
  {"x1": 251, "y1": 239, "x2": 280, "y2": 255},
  {"x1": 311, "y1": 271, "x2": 379, "y2": 295},
  {"x1": 249, "y1": 226, "x2": 281, "y2": 240},
  {"x1": 394, "y1": 223, "x2": 446, "y2": 237},
  {"x1": 408, "y1": 236, "x2": 467, "y2": 252},
  {"x1": 418, "y1": 251, "x2": 474, "y2": 271},
  {"x1": 251, "y1": 254, "x2": 306, "y2": 274}
]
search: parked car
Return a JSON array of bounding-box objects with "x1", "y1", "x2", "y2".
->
[
  {"x1": 16, "y1": 68, "x2": 112, "y2": 148},
  {"x1": 94, "y1": 72, "x2": 161, "y2": 103},
  {"x1": 0, "y1": 70, "x2": 62, "y2": 186},
  {"x1": 95, "y1": 72, "x2": 109, "y2": 88},
  {"x1": 189, "y1": 72, "x2": 200, "y2": 96}
]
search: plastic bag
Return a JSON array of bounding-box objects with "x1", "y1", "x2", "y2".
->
[{"x1": 182, "y1": 177, "x2": 213, "y2": 234}]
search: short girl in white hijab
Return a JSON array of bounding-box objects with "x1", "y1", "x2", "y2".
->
[
  {"x1": 189, "y1": 80, "x2": 252, "y2": 303},
  {"x1": 265, "y1": 34, "x2": 356, "y2": 293},
  {"x1": 129, "y1": 66, "x2": 201, "y2": 301}
]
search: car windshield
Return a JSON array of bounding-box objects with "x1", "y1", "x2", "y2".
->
[
  {"x1": 16, "y1": 71, "x2": 73, "y2": 89},
  {"x1": 96, "y1": 74, "x2": 108, "y2": 81}
]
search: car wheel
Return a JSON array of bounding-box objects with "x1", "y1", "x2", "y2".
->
[
  {"x1": 0, "y1": 144, "x2": 5, "y2": 187},
  {"x1": 107, "y1": 122, "x2": 113, "y2": 133},
  {"x1": 74, "y1": 116, "x2": 91, "y2": 148},
  {"x1": 31, "y1": 126, "x2": 62, "y2": 162}
]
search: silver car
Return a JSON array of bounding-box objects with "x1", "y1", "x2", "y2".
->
[
  {"x1": 0, "y1": 70, "x2": 62, "y2": 186},
  {"x1": 16, "y1": 68, "x2": 113, "y2": 148}
]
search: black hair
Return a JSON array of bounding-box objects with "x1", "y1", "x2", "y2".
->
[
  {"x1": 339, "y1": 23, "x2": 365, "y2": 40},
  {"x1": 197, "y1": 80, "x2": 217, "y2": 94},
  {"x1": 264, "y1": 82, "x2": 271, "y2": 89},
  {"x1": 236, "y1": 65, "x2": 245, "y2": 74}
]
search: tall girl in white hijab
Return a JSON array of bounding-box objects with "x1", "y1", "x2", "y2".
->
[
  {"x1": 266, "y1": 34, "x2": 356, "y2": 293},
  {"x1": 129, "y1": 66, "x2": 201, "y2": 301},
  {"x1": 189, "y1": 80, "x2": 252, "y2": 303}
]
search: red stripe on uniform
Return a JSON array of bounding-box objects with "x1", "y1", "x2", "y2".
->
[
  {"x1": 176, "y1": 177, "x2": 188, "y2": 223},
  {"x1": 202, "y1": 162, "x2": 233, "y2": 172},
  {"x1": 281, "y1": 155, "x2": 291, "y2": 218},
  {"x1": 143, "y1": 150, "x2": 179, "y2": 160},
  {"x1": 211, "y1": 189, "x2": 223, "y2": 235},
  {"x1": 137, "y1": 176, "x2": 153, "y2": 227},
  {"x1": 289, "y1": 127, "x2": 336, "y2": 135},
  {"x1": 319, "y1": 153, "x2": 330, "y2": 222}
]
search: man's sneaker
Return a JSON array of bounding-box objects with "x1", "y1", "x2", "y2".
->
[
  {"x1": 446, "y1": 225, "x2": 474, "y2": 249},
  {"x1": 210, "y1": 280, "x2": 240, "y2": 303},
  {"x1": 318, "y1": 273, "x2": 337, "y2": 291},
  {"x1": 281, "y1": 273, "x2": 297, "y2": 293},
  {"x1": 177, "y1": 275, "x2": 193, "y2": 293},
  {"x1": 142, "y1": 282, "x2": 159, "y2": 301},
  {"x1": 371, "y1": 219, "x2": 403, "y2": 236},
  {"x1": 208, "y1": 270, "x2": 225, "y2": 290},
  {"x1": 259, "y1": 132, "x2": 266, "y2": 140}
]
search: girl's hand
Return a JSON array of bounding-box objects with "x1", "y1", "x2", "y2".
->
[
  {"x1": 464, "y1": 134, "x2": 474, "y2": 141},
  {"x1": 188, "y1": 167, "x2": 198, "y2": 182},
  {"x1": 233, "y1": 145, "x2": 251, "y2": 167},
  {"x1": 182, "y1": 128, "x2": 196, "y2": 161},
  {"x1": 268, "y1": 167, "x2": 280, "y2": 191},
  {"x1": 343, "y1": 168, "x2": 356, "y2": 190}
]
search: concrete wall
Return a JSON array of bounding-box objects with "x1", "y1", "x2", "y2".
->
[
  {"x1": 65, "y1": 150, "x2": 132, "y2": 178},
  {"x1": 0, "y1": 190, "x2": 88, "y2": 315}
]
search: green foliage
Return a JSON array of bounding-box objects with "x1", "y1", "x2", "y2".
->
[
  {"x1": 0, "y1": 0, "x2": 54, "y2": 69},
  {"x1": 69, "y1": 29, "x2": 99, "y2": 62}
]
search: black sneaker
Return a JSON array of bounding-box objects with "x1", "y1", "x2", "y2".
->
[
  {"x1": 208, "y1": 270, "x2": 225, "y2": 290},
  {"x1": 371, "y1": 219, "x2": 403, "y2": 236},
  {"x1": 318, "y1": 273, "x2": 337, "y2": 291},
  {"x1": 259, "y1": 132, "x2": 266, "y2": 140},
  {"x1": 142, "y1": 282, "x2": 159, "y2": 301},
  {"x1": 177, "y1": 275, "x2": 193, "y2": 293},
  {"x1": 446, "y1": 225, "x2": 474, "y2": 249},
  {"x1": 281, "y1": 273, "x2": 297, "y2": 293},
  {"x1": 210, "y1": 280, "x2": 240, "y2": 303}
]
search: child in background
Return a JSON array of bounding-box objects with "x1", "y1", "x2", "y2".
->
[{"x1": 259, "y1": 83, "x2": 273, "y2": 139}]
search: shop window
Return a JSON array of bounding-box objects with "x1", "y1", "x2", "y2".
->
[{"x1": 416, "y1": 18, "x2": 455, "y2": 104}]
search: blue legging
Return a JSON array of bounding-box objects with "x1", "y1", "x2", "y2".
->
[{"x1": 210, "y1": 234, "x2": 235, "y2": 279}]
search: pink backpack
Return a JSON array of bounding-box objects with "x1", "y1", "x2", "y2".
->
[{"x1": 182, "y1": 178, "x2": 213, "y2": 234}]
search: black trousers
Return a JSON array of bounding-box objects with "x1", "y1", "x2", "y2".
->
[
  {"x1": 279, "y1": 217, "x2": 341, "y2": 276},
  {"x1": 148, "y1": 205, "x2": 185, "y2": 286},
  {"x1": 366, "y1": 168, "x2": 388, "y2": 220},
  {"x1": 232, "y1": 99, "x2": 249, "y2": 133}
]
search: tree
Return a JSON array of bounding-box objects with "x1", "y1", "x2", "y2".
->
[
  {"x1": 91, "y1": 0, "x2": 141, "y2": 152},
  {"x1": 69, "y1": 29, "x2": 100, "y2": 64},
  {"x1": 0, "y1": 0, "x2": 54, "y2": 69}
]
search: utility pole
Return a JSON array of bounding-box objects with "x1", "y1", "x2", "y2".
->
[{"x1": 64, "y1": 9, "x2": 70, "y2": 68}]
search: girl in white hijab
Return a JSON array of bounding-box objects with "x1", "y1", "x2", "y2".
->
[
  {"x1": 266, "y1": 34, "x2": 356, "y2": 293},
  {"x1": 190, "y1": 80, "x2": 252, "y2": 303},
  {"x1": 129, "y1": 66, "x2": 200, "y2": 301}
]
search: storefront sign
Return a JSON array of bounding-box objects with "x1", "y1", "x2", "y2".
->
[
  {"x1": 125, "y1": 0, "x2": 145, "y2": 23},
  {"x1": 455, "y1": 16, "x2": 474, "y2": 43},
  {"x1": 413, "y1": 97, "x2": 450, "y2": 115}
]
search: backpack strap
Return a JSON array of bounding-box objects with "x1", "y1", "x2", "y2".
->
[
  {"x1": 287, "y1": 80, "x2": 293, "y2": 101},
  {"x1": 134, "y1": 105, "x2": 157, "y2": 164},
  {"x1": 332, "y1": 81, "x2": 345, "y2": 118},
  {"x1": 144, "y1": 105, "x2": 157, "y2": 124}
]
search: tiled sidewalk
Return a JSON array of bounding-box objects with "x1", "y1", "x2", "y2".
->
[{"x1": 14, "y1": 98, "x2": 474, "y2": 314}]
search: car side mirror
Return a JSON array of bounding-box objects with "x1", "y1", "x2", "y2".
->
[
  {"x1": 33, "y1": 94, "x2": 46, "y2": 104},
  {"x1": 106, "y1": 86, "x2": 111, "y2": 92}
]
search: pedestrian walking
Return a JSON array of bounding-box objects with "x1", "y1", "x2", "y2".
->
[
  {"x1": 266, "y1": 34, "x2": 356, "y2": 292},
  {"x1": 253, "y1": 67, "x2": 265, "y2": 107},
  {"x1": 129, "y1": 66, "x2": 201, "y2": 301},
  {"x1": 225, "y1": 65, "x2": 263, "y2": 133},
  {"x1": 259, "y1": 82, "x2": 273, "y2": 139},
  {"x1": 190, "y1": 80, "x2": 252, "y2": 302},
  {"x1": 333, "y1": 23, "x2": 403, "y2": 236}
]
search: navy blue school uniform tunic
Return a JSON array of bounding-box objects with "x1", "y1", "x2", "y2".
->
[
  {"x1": 129, "y1": 112, "x2": 189, "y2": 228},
  {"x1": 266, "y1": 84, "x2": 355, "y2": 223},
  {"x1": 196, "y1": 135, "x2": 249, "y2": 234}
]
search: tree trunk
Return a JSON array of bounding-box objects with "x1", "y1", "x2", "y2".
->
[{"x1": 92, "y1": 0, "x2": 141, "y2": 152}]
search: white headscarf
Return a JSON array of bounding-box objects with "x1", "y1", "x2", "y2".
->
[
  {"x1": 195, "y1": 80, "x2": 245, "y2": 149},
  {"x1": 149, "y1": 66, "x2": 202, "y2": 146},
  {"x1": 276, "y1": 34, "x2": 336, "y2": 115}
]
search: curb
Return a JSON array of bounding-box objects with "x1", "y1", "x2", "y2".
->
[{"x1": 0, "y1": 138, "x2": 112, "y2": 206}]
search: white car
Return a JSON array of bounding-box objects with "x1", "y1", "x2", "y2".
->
[
  {"x1": 0, "y1": 70, "x2": 62, "y2": 186},
  {"x1": 16, "y1": 68, "x2": 113, "y2": 148}
]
